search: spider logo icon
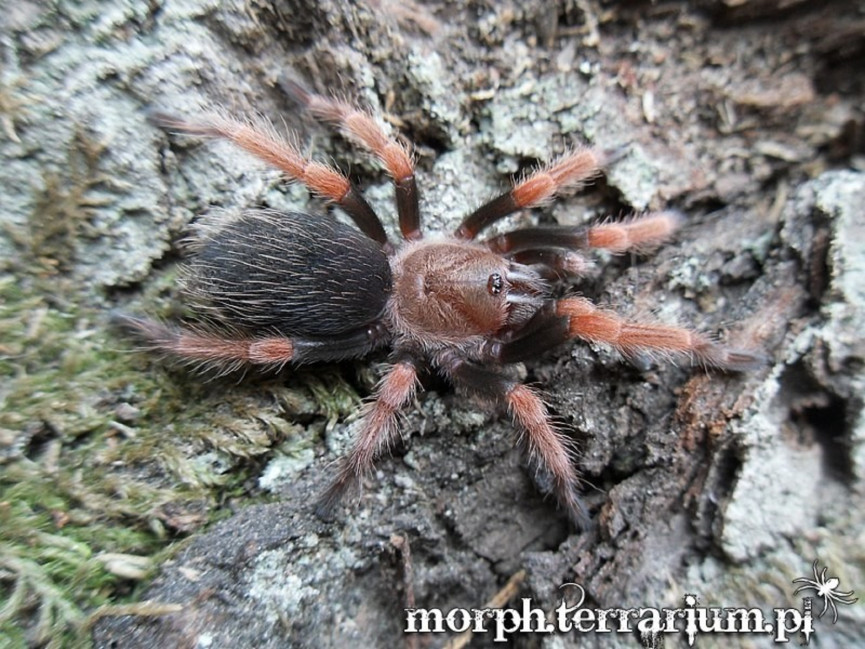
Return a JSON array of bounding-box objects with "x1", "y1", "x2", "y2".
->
[{"x1": 793, "y1": 560, "x2": 858, "y2": 624}]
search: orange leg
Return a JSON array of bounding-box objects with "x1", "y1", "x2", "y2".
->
[
  {"x1": 556, "y1": 297, "x2": 765, "y2": 371},
  {"x1": 113, "y1": 314, "x2": 384, "y2": 374},
  {"x1": 485, "y1": 211, "x2": 683, "y2": 256},
  {"x1": 316, "y1": 360, "x2": 420, "y2": 517},
  {"x1": 439, "y1": 353, "x2": 590, "y2": 527},
  {"x1": 585, "y1": 211, "x2": 682, "y2": 253},
  {"x1": 281, "y1": 78, "x2": 421, "y2": 240},
  {"x1": 456, "y1": 148, "x2": 605, "y2": 239},
  {"x1": 507, "y1": 384, "x2": 590, "y2": 527},
  {"x1": 149, "y1": 111, "x2": 388, "y2": 244}
]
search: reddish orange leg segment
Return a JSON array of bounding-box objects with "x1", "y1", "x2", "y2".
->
[
  {"x1": 486, "y1": 211, "x2": 683, "y2": 256},
  {"x1": 112, "y1": 314, "x2": 296, "y2": 374},
  {"x1": 149, "y1": 111, "x2": 388, "y2": 244},
  {"x1": 281, "y1": 78, "x2": 421, "y2": 240},
  {"x1": 438, "y1": 353, "x2": 590, "y2": 527},
  {"x1": 586, "y1": 211, "x2": 683, "y2": 253},
  {"x1": 316, "y1": 359, "x2": 420, "y2": 518},
  {"x1": 456, "y1": 148, "x2": 605, "y2": 240},
  {"x1": 507, "y1": 384, "x2": 590, "y2": 527},
  {"x1": 556, "y1": 297, "x2": 765, "y2": 371},
  {"x1": 113, "y1": 314, "x2": 386, "y2": 373}
]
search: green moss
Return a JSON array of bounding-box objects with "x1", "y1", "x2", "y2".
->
[
  {"x1": 0, "y1": 66, "x2": 378, "y2": 640},
  {"x1": 0, "y1": 279, "x2": 167, "y2": 644},
  {"x1": 303, "y1": 370, "x2": 364, "y2": 422},
  {"x1": 0, "y1": 266, "x2": 356, "y2": 645}
]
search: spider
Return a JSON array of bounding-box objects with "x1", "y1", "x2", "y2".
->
[
  {"x1": 117, "y1": 78, "x2": 764, "y2": 527},
  {"x1": 793, "y1": 560, "x2": 858, "y2": 624}
]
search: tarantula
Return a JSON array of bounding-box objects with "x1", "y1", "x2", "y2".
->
[{"x1": 118, "y1": 79, "x2": 763, "y2": 527}]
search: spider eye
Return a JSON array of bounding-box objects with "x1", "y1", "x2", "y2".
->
[{"x1": 487, "y1": 272, "x2": 504, "y2": 295}]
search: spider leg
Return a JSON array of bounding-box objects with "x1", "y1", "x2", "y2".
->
[
  {"x1": 280, "y1": 77, "x2": 421, "y2": 241},
  {"x1": 438, "y1": 353, "x2": 590, "y2": 528},
  {"x1": 486, "y1": 298, "x2": 763, "y2": 371},
  {"x1": 456, "y1": 148, "x2": 605, "y2": 239},
  {"x1": 485, "y1": 211, "x2": 682, "y2": 256},
  {"x1": 484, "y1": 303, "x2": 571, "y2": 364},
  {"x1": 316, "y1": 358, "x2": 420, "y2": 518},
  {"x1": 113, "y1": 314, "x2": 387, "y2": 373},
  {"x1": 508, "y1": 249, "x2": 594, "y2": 279},
  {"x1": 792, "y1": 574, "x2": 819, "y2": 593},
  {"x1": 555, "y1": 297, "x2": 766, "y2": 371},
  {"x1": 819, "y1": 595, "x2": 831, "y2": 620},
  {"x1": 148, "y1": 111, "x2": 389, "y2": 245}
]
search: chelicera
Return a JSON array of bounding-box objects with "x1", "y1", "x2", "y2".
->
[{"x1": 118, "y1": 78, "x2": 764, "y2": 527}]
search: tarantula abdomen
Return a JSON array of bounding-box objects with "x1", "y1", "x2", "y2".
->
[{"x1": 185, "y1": 209, "x2": 392, "y2": 337}]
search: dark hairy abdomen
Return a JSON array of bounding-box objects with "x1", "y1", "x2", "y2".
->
[{"x1": 187, "y1": 210, "x2": 392, "y2": 337}]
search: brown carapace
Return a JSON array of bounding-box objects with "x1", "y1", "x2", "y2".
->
[{"x1": 117, "y1": 79, "x2": 764, "y2": 527}]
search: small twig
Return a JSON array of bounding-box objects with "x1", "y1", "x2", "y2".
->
[
  {"x1": 391, "y1": 533, "x2": 418, "y2": 649},
  {"x1": 83, "y1": 600, "x2": 183, "y2": 631},
  {"x1": 443, "y1": 569, "x2": 527, "y2": 649}
]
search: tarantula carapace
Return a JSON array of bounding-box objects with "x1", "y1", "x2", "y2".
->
[{"x1": 118, "y1": 79, "x2": 763, "y2": 527}]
